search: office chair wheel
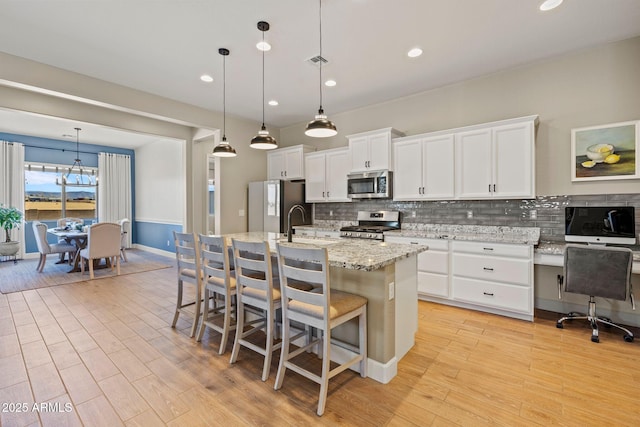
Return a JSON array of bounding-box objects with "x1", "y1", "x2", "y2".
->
[
  {"x1": 623, "y1": 334, "x2": 634, "y2": 343},
  {"x1": 556, "y1": 321, "x2": 564, "y2": 329},
  {"x1": 591, "y1": 335, "x2": 599, "y2": 343}
]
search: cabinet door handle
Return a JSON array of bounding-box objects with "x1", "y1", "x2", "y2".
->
[
  {"x1": 322, "y1": 191, "x2": 325, "y2": 197},
  {"x1": 483, "y1": 292, "x2": 494, "y2": 296},
  {"x1": 281, "y1": 171, "x2": 283, "y2": 177},
  {"x1": 493, "y1": 184, "x2": 496, "y2": 192},
  {"x1": 422, "y1": 186, "x2": 426, "y2": 194},
  {"x1": 483, "y1": 247, "x2": 494, "y2": 251},
  {"x1": 410, "y1": 242, "x2": 419, "y2": 245},
  {"x1": 483, "y1": 267, "x2": 494, "y2": 272},
  {"x1": 284, "y1": 171, "x2": 287, "y2": 177},
  {"x1": 327, "y1": 191, "x2": 330, "y2": 197},
  {"x1": 488, "y1": 184, "x2": 492, "y2": 192}
]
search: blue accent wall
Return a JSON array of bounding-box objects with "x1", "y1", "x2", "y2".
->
[
  {"x1": 1, "y1": 132, "x2": 138, "y2": 246},
  {"x1": 136, "y1": 221, "x2": 181, "y2": 253}
]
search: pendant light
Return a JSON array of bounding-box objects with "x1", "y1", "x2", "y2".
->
[
  {"x1": 56, "y1": 127, "x2": 97, "y2": 187},
  {"x1": 213, "y1": 48, "x2": 237, "y2": 157},
  {"x1": 305, "y1": 0, "x2": 337, "y2": 138},
  {"x1": 251, "y1": 21, "x2": 278, "y2": 150}
]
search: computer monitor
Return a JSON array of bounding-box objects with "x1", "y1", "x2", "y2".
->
[{"x1": 565, "y1": 206, "x2": 636, "y2": 245}]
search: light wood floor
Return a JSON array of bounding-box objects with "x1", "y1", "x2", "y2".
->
[{"x1": 1, "y1": 259, "x2": 640, "y2": 426}]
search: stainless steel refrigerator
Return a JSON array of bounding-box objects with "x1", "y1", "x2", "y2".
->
[{"x1": 248, "y1": 180, "x2": 311, "y2": 233}]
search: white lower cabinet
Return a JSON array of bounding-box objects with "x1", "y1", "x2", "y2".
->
[
  {"x1": 385, "y1": 236, "x2": 534, "y2": 321},
  {"x1": 385, "y1": 236, "x2": 450, "y2": 298},
  {"x1": 451, "y1": 240, "x2": 533, "y2": 320}
]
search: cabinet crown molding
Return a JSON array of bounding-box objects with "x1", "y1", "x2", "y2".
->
[{"x1": 393, "y1": 115, "x2": 538, "y2": 143}]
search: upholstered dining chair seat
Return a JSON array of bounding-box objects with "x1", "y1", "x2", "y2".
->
[
  {"x1": 241, "y1": 286, "x2": 280, "y2": 302},
  {"x1": 288, "y1": 289, "x2": 367, "y2": 320},
  {"x1": 205, "y1": 274, "x2": 237, "y2": 290}
]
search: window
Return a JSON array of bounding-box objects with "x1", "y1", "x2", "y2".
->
[{"x1": 24, "y1": 164, "x2": 97, "y2": 221}]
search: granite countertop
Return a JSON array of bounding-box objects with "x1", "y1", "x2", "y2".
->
[
  {"x1": 298, "y1": 223, "x2": 540, "y2": 245},
  {"x1": 223, "y1": 232, "x2": 427, "y2": 272}
]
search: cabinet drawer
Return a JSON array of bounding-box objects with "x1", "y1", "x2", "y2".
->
[
  {"x1": 418, "y1": 250, "x2": 448, "y2": 274},
  {"x1": 452, "y1": 277, "x2": 531, "y2": 313},
  {"x1": 418, "y1": 271, "x2": 449, "y2": 298},
  {"x1": 452, "y1": 241, "x2": 531, "y2": 258},
  {"x1": 452, "y1": 253, "x2": 531, "y2": 286}
]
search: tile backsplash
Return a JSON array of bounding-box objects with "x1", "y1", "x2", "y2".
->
[{"x1": 314, "y1": 194, "x2": 640, "y2": 243}]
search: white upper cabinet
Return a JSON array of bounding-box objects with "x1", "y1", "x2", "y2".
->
[
  {"x1": 267, "y1": 145, "x2": 315, "y2": 181},
  {"x1": 455, "y1": 117, "x2": 536, "y2": 199},
  {"x1": 304, "y1": 147, "x2": 351, "y2": 202},
  {"x1": 394, "y1": 134, "x2": 455, "y2": 200},
  {"x1": 347, "y1": 128, "x2": 404, "y2": 172}
]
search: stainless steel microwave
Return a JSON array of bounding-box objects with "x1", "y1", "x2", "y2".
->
[{"x1": 347, "y1": 170, "x2": 392, "y2": 199}]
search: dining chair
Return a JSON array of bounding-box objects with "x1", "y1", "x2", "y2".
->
[
  {"x1": 196, "y1": 234, "x2": 237, "y2": 354},
  {"x1": 78, "y1": 222, "x2": 121, "y2": 279},
  {"x1": 118, "y1": 218, "x2": 131, "y2": 262},
  {"x1": 229, "y1": 238, "x2": 282, "y2": 381},
  {"x1": 56, "y1": 217, "x2": 84, "y2": 262},
  {"x1": 32, "y1": 222, "x2": 76, "y2": 273},
  {"x1": 172, "y1": 231, "x2": 203, "y2": 338},
  {"x1": 274, "y1": 243, "x2": 368, "y2": 416}
]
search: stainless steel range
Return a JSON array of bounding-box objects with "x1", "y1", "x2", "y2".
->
[{"x1": 339, "y1": 211, "x2": 400, "y2": 240}]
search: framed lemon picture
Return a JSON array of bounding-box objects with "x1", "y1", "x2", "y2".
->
[{"x1": 571, "y1": 120, "x2": 640, "y2": 181}]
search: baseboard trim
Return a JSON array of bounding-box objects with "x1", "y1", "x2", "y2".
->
[{"x1": 132, "y1": 244, "x2": 174, "y2": 258}]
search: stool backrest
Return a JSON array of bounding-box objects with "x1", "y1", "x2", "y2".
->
[
  {"x1": 231, "y1": 239, "x2": 274, "y2": 297},
  {"x1": 199, "y1": 234, "x2": 232, "y2": 286},
  {"x1": 276, "y1": 244, "x2": 330, "y2": 328}
]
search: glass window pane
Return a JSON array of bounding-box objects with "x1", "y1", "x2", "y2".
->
[{"x1": 24, "y1": 167, "x2": 97, "y2": 221}]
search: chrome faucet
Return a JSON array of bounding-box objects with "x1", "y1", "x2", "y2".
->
[{"x1": 286, "y1": 204, "x2": 306, "y2": 242}]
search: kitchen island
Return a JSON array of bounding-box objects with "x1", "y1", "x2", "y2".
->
[{"x1": 223, "y1": 232, "x2": 428, "y2": 383}]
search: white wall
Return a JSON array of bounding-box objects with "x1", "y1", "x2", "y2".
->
[
  {"x1": 281, "y1": 36, "x2": 640, "y2": 197},
  {"x1": 135, "y1": 139, "x2": 184, "y2": 225}
]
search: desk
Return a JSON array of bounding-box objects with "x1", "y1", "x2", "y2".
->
[
  {"x1": 535, "y1": 241, "x2": 640, "y2": 274},
  {"x1": 47, "y1": 228, "x2": 87, "y2": 272}
]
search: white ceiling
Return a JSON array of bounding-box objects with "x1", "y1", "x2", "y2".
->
[
  {"x1": 0, "y1": 108, "x2": 180, "y2": 148},
  {"x1": 1, "y1": 0, "x2": 640, "y2": 146}
]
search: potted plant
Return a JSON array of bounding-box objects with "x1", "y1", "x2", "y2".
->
[{"x1": 0, "y1": 205, "x2": 23, "y2": 256}]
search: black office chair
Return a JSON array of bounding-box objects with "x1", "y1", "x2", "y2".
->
[{"x1": 556, "y1": 244, "x2": 635, "y2": 343}]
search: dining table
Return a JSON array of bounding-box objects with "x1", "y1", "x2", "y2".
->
[{"x1": 47, "y1": 228, "x2": 88, "y2": 273}]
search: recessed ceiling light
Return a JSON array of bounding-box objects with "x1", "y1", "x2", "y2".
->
[
  {"x1": 325, "y1": 79, "x2": 337, "y2": 87},
  {"x1": 539, "y1": 0, "x2": 563, "y2": 11},
  {"x1": 407, "y1": 48, "x2": 423, "y2": 58},
  {"x1": 268, "y1": 100, "x2": 279, "y2": 106},
  {"x1": 256, "y1": 41, "x2": 271, "y2": 51},
  {"x1": 200, "y1": 74, "x2": 213, "y2": 83}
]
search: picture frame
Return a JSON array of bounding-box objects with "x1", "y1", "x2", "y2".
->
[{"x1": 571, "y1": 120, "x2": 640, "y2": 181}]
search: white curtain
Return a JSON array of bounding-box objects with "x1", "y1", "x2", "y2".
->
[
  {"x1": 98, "y1": 152, "x2": 132, "y2": 247},
  {"x1": 0, "y1": 141, "x2": 25, "y2": 258}
]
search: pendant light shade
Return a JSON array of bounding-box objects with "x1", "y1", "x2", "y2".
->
[
  {"x1": 305, "y1": 0, "x2": 337, "y2": 138},
  {"x1": 251, "y1": 21, "x2": 278, "y2": 150},
  {"x1": 213, "y1": 48, "x2": 237, "y2": 158}
]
